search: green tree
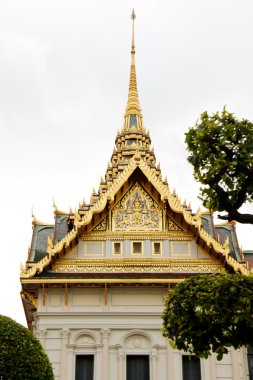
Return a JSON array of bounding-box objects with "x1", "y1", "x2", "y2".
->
[
  {"x1": 0, "y1": 315, "x2": 54, "y2": 380},
  {"x1": 162, "y1": 273, "x2": 253, "y2": 360},
  {"x1": 185, "y1": 108, "x2": 253, "y2": 224}
]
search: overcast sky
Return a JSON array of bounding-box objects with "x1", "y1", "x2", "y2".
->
[{"x1": 0, "y1": 0, "x2": 252, "y2": 326}]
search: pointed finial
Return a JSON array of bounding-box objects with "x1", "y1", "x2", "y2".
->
[
  {"x1": 124, "y1": 9, "x2": 142, "y2": 120},
  {"x1": 131, "y1": 9, "x2": 136, "y2": 54},
  {"x1": 53, "y1": 197, "x2": 58, "y2": 212}
]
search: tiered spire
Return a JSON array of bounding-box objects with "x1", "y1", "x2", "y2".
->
[
  {"x1": 102, "y1": 11, "x2": 161, "y2": 190},
  {"x1": 78, "y1": 11, "x2": 161, "y2": 210},
  {"x1": 124, "y1": 9, "x2": 142, "y2": 121}
]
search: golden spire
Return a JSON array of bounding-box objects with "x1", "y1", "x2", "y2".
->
[{"x1": 124, "y1": 9, "x2": 142, "y2": 122}]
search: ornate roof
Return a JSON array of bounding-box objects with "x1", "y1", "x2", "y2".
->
[
  {"x1": 20, "y1": 11, "x2": 249, "y2": 282},
  {"x1": 78, "y1": 11, "x2": 160, "y2": 211}
]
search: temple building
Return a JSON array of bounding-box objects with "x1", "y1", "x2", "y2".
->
[{"x1": 20, "y1": 11, "x2": 251, "y2": 380}]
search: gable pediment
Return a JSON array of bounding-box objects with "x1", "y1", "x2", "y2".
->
[
  {"x1": 112, "y1": 182, "x2": 163, "y2": 231},
  {"x1": 20, "y1": 157, "x2": 249, "y2": 279}
]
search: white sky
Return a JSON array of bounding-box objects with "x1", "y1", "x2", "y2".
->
[{"x1": 0, "y1": 0, "x2": 252, "y2": 327}]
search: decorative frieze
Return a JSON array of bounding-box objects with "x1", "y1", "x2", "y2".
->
[{"x1": 53, "y1": 258, "x2": 222, "y2": 273}]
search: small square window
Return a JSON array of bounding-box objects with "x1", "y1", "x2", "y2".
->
[
  {"x1": 153, "y1": 242, "x2": 161, "y2": 254},
  {"x1": 113, "y1": 242, "x2": 122, "y2": 255},
  {"x1": 132, "y1": 242, "x2": 142, "y2": 254}
]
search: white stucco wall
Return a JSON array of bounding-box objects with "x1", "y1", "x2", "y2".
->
[{"x1": 34, "y1": 287, "x2": 249, "y2": 380}]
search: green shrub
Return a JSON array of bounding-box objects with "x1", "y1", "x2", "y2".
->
[{"x1": 0, "y1": 315, "x2": 54, "y2": 380}]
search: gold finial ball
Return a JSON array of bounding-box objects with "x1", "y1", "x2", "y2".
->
[{"x1": 131, "y1": 9, "x2": 136, "y2": 20}]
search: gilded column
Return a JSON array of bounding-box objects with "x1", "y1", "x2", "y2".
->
[
  {"x1": 101, "y1": 329, "x2": 110, "y2": 380},
  {"x1": 60, "y1": 328, "x2": 70, "y2": 380}
]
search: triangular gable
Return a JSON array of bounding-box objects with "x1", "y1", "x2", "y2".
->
[{"x1": 20, "y1": 155, "x2": 249, "y2": 278}]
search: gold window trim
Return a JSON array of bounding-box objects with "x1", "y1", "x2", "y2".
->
[
  {"x1": 113, "y1": 241, "x2": 123, "y2": 256},
  {"x1": 152, "y1": 241, "x2": 162, "y2": 255},
  {"x1": 131, "y1": 241, "x2": 143, "y2": 255}
]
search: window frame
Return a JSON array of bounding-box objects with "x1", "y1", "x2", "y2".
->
[
  {"x1": 75, "y1": 354, "x2": 94, "y2": 380},
  {"x1": 131, "y1": 241, "x2": 143, "y2": 255},
  {"x1": 152, "y1": 241, "x2": 162, "y2": 255},
  {"x1": 113, "y1": 241, "x2": 123, "y2": 255},
  {"x1": 182, "y1": 355, "x2": 201, "y2": 380},
  {"x1": 126, "y1": 354, "x2": 150, "y2": 380}
]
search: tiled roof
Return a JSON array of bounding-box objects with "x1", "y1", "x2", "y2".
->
[
  {"x1": 30, "y1": 225, "x2": 54, "y2": 262},
  {"x1": 215, "y1": 225, "x2": 240, "y2": 261},
  {"x1": 53, "y1": 214, "x2": 69, "y2": 244},
  {"x1": 201, "y1": 215, "x2": 215, "y2": 238}
]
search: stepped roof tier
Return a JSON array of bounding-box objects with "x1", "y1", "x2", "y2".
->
[{"x1": 20, "y1": 11, "x2": 249, "y2": 330}]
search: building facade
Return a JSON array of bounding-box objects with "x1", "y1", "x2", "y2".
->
[{"x1": 21, "y1": 12, "x2": 251, "y2": 380}]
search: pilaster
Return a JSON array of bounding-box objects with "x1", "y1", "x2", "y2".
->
[
  {"x1": 117, "y1": 346, "x2": 124, "y2": 380},
  {"x1": 101, "y1": 328, "x2": 110, "y2": 380},
  {"x1": 166, "y1": 340, "x2": 174, "y2": 380},
  {"x1": 60, "y1": 328, "x2": 70, "y2": 380},
  {"x1": 151, "y1": 346, "x2": 158, "y2": 380},
  {"x1": 36, "y1": 328, "x2": 47, "y2": 348}
]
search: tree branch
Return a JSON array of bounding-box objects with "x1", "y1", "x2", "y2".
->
[{"x1": 218, "y1": 210, "x2": 253, "y2": 224}]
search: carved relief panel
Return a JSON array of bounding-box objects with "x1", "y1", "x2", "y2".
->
[
  {"x1": 126, "y1": 335, "x2": 150, "y2": 349},
  {"x1": 112, "y1": 182, "x2": 163, "y2": 231}
]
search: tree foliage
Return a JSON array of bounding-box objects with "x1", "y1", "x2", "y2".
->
[
  {"x1": 185, "y1": 108, "x2": 253, "y2": 224},
  {"x1": 0, "y1": 315, "x2": 54, "y2": 380},
  {"x1": 162, "y1": 273, "x2": 253, "y2": 360}
]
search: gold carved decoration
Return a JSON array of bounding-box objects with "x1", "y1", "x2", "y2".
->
[
  {"x1": 168, "y1": 218, "x2": 183, "y2": 231},
  {"x1": 52, "y1": 258, "x2": 223, "y2": 274},
  {"x1": 21, "y1": 291, "x2": 38, "y2": 309},
  {"x1": 20, "y1": 156, "x2": 249, "y2": 278},
  {"x1": 93, "y1": 217, "x2": 107, "y2": 231},
  {"x1": 112, "y1": 182, "x2": 162, "y2": 231}
]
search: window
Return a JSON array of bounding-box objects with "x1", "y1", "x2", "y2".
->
[
  {"x1": 113, "y1": 242, "x2": 122, "y2": 255},
  {"x1": 182, "y1": 355, "x2": 201, "y2": 380},
  {"x1": 127, "y1": 355, "x2": 150, "y2": 380},
  {"x1": 75, "y1": 355, "x2": 94, "y2": 380},
  {"x1": 248, "y1": 348, "x2": 253, "y2": 380},
  {"x1": 132, "y1": 241, "x2": 143, "y2": 254},
  {"x1": 153, "y1": 242, "x2": 161, "y2": 255}
]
